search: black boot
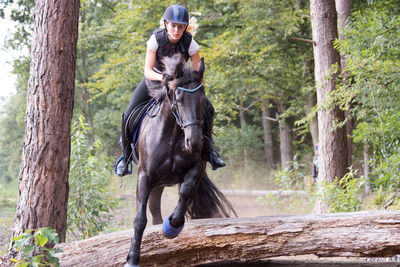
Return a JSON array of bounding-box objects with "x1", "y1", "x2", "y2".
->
[
  {"x1": 203, "y1": 99, "x2": 225, "y2": 170},
  {"x1": 114, "y1": 113, "x2": 133, "y2": 177},
  {"x1": 210, "y1": 148, "x2": 226, "y2": 170}
]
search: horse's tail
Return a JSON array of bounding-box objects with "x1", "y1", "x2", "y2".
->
[{"x1": 187, "y1": 172, "x2": 237, "y2": 219}]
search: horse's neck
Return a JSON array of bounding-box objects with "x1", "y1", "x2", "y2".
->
[{"x1": 160, "y1": 98, "x2": 181, "y2": 135}]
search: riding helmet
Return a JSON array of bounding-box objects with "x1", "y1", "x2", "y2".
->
[{"x1": 163, "y1": 4, "x2": 189, "y2": 25}]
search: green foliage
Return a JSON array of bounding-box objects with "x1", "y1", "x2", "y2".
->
[
  {"x1": 272, "y1": 160, "x2": 305, "y2": 190},
  {"x1": 256, "y1": 160, "x2": 313, "y2": 214},
  {"x1": 215, "y1": 124, "x2": 264, "y2": 166},
  {"x1": 11, "y1": 227, "x2": 63, "y2": 267},
  {"x1": 0, "y1": 93, "x2": 25, "y2": 183},
  {"x1": 335, "y1": 1, "x2": 400, "y2": 199},
  {"x1": 340, "y1": 2, "x2": 400, "y2": 156},
  {"x1": 320, "y1": 170, "x2": 364, "y2": 213},
  {"x1": 68, "y1": 115, "x2": 117, "y2": 240},
  {"x1": 372, "y1": 149, "x2": 400, "y2": 191}
]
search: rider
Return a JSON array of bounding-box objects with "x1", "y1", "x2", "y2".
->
[{"x1": 115, "y1": 4, "x2": 225, "y2": 176}]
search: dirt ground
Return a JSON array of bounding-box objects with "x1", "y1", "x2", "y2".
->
[{"x1": 115, "y1": 186, "x2": 282, "y2": 228}]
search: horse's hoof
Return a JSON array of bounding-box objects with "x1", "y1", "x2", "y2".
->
[
  {"x1": 162, "y1": 214, "x2": 184, "y2": 239},
  {"x1": 124, "y1": 264, "x2": 139, "y2": 267}
]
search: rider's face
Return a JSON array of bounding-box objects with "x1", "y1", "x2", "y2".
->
[{"x1": 165, "y1": 21, "x2": 186, "y2": 43}]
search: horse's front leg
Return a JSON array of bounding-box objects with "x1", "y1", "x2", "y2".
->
[
  {"x1": 126, "y1": 172, "x2": 152, "y2": 267},
  {"x1": 162, "y1": 163, "x2": 202, "y2": 238}
]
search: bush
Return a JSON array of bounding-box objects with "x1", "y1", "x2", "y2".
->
[
  {"x1": 68, "y1": 115, "x2": 117, "y2": 240},
  {"x1": 11, "y1": 227, "x2": 62, "y2": 267},
  {"x1": 320, "y1": 169, "x2": 364, "y2": 213}
]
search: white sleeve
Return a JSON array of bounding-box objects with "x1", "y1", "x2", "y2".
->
[
  {"x1": 188, "y1": 39, "x2": 200, "y2": 57},
  {"x1": 146, "y1": 34, "x2": 158, "y2": 51}
]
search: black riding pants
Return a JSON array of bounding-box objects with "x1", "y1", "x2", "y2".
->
[{"x1": 124, "y1": 78, "x2": 150, "y2": 118}]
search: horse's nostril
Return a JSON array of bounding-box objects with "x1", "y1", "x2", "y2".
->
[{"x1": 185, "y1": 138, "x2": 191, "y2": 151}]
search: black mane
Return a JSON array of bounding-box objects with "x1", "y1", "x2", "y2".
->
[{"x1": 146, "y1": 54, "x2": 196, "y2": 100}]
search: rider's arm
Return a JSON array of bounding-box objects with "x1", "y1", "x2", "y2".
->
[
  {"x1": 190, "y1": 50, "x2": 200, "y2": 71},
  {"x1": 144, "y1": 49, "x2": 163, "y2": 81}
]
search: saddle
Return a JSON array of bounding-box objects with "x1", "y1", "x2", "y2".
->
[{"x1": 125, "y1": 99, "x2": 159, "y2": 164}]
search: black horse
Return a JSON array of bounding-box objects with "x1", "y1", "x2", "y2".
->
[{"x1": 125, "y1": 55, "x2": 236, "y2": 267}]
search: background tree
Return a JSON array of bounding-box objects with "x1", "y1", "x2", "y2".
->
[
  {"x1": 310, "y1": 0, "x2": 348, "y2": 213},
  {"x1": 336, "y1": 0, "x2": 353, "y2": 168},
  {"x1": 10, "y1": 0, "x2": 80, "y2": 254}
]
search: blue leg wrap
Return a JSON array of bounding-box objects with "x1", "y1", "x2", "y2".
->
[
  {"x1": 124, "y1": 264, "x2": 139, "y2": 267},
  {"x1": 162, "y1": 214, "x2": 184, "y2": 239}
]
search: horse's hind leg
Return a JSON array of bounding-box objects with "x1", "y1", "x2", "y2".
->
[
  {"x1": 149, "y1": 186, "x2": 164, "y2": 225},
  {"x1": 126, "y1": 174, "x2": 152, "y2": 267}
]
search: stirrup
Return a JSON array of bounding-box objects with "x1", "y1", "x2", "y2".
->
[{"x1": 114, "y1": 156, "x2": 132, "y2": 176}]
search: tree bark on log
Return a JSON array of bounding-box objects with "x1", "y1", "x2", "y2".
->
[{"x1": 58, "y1": 210, "x2": 400, "y2": 267}]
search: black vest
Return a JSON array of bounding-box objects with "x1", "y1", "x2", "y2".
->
[{"x1": 153, "y1": 28, "x2": 192, "y2": 72}]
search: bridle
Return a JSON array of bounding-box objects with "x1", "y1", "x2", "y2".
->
[{"x1": 167, "y1": 81, "x2": 204, "y2": 129}]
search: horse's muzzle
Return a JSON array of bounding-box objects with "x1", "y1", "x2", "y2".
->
[{"x1": 184, "y1": 128, "x2": 203, "y2": 153}]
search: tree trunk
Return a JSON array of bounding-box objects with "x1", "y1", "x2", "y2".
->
[
  {"x1": 336, "y1": 0, "x2": 353, "y2": 168},
  {"x1": 364, "y1": 141, "x2": 370, "y2": 195},
  {"x1": 277, "y1": 102, "x2": 293, "y2": 169},
  {"x1": 310, "y1": 0, "x2": 348, "y2": 213},
  {"x1": 261, "y1": 101, "x2": 275, "y2": 169},
  {"x1": 305, "y1": 89, "x2": 318, "y2": 149},
  {"x1": 10, "y1": 0, "x2": 80, "y2": 250},
  {"x1": 56, "y1": 210, "x2": 400, "y2": 267},
  {"x1": 239, "y1": 102, "x2": 248, "y2": 168}
]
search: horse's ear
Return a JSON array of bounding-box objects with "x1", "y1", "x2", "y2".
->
[
  {"x1": 197, "y1": 57, "x2": 205, "y2": 79},
  {"x1": 174, "y1": 61, "x2": 184, "y2": 78}
]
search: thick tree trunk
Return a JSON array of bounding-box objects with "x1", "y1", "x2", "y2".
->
[
  {"x1": 277, "y1": 102, "x2": 293, "y2": 169},
  {"x1": 336, "y1": 0, "x2": 353, "y2": 168},
  {"x1": 310, "y1": 0, "x2": 347, "y2": 213},
  {"x1": 57, "y1": 210, "x2": 400, "y2": 267},
  {"x1": 10, "y1": 0, "x2": 80, "y2": 248},
  {"x1": 261, "y1": 101, "x2": 275, "y2": 169}
]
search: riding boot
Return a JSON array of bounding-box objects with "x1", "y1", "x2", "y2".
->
[
  {"x1": 115, "y1": 113, "x2": 133, "y2": 177},
  {"x1": 203, "y1": 100, "x2": 226, "y2": 170}
]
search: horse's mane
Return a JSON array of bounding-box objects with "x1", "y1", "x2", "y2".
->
[{"x1": 146, "y1": 54, "x2": 196, "y2": 100}]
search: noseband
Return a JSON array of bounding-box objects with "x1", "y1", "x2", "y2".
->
[{"x1": 168, "y1": 81, "x2": 204, "y2": 129}]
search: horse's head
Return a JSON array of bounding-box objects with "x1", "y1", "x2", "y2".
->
[{"x1": 164, "y1": 56, "x2": 206, "y2": 153}]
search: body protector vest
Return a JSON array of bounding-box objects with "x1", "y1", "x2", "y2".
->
[{"x1": 153, "y1": 28, "x2": 192, "y2": 73}]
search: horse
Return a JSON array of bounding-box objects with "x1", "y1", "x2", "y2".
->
[{"x1": 125, "y1": 55, "x2": 236, "y2": 267}]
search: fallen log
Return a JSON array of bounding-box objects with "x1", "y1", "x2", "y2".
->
[{"x1": 57, "y1": 210, "x2": 400, "y2": 267}]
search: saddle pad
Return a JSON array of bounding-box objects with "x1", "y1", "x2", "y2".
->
[{"x1": 126, "y1": 99, "x2": 158, "y2": 164}]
